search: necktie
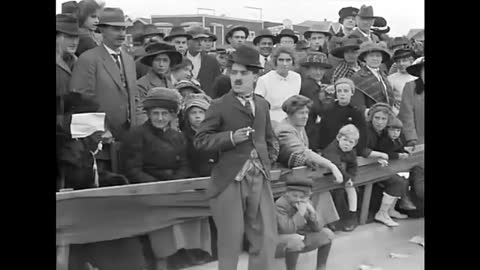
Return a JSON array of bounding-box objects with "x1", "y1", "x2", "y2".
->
[
  {"x1": 90, "y1": 151, "x2": 99, "y2": 188},
  {"x1": 264, "y1": 57, "x2": 268, "y2": 65},
  {"x1": 112, "y1": 53, "x2": 126, "y2": 87},
  {"x1": 239, "y1": 95, "x2": 254, "y2": 116}
]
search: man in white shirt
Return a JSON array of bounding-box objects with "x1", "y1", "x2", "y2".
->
[
  {"x1": 255, "y1": 46, "x2": 302, "y2": 123},
  {"x1": 253, "y1": 29, "x2": 277, "y2": 69},
  {"x1": 387, "y1": 49, "x2": 417, "y2": 103}
]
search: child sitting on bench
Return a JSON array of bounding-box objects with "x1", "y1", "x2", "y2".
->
[{"x1": 275, "y1": 177, "x2": 335, "y2": 270}]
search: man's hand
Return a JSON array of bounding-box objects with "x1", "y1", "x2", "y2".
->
[
  {"x1": 232, "y1": 127, "x2": 255, "y2": 144},
  {"x1": 398, "y1": 153, "x2": 409, "y2": 159}
]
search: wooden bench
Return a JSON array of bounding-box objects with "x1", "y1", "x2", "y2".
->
[{"x1": 56, "y1": 144, "x2": 424, "y2": 270}]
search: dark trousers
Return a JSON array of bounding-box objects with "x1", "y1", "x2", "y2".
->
[
  {"x1": 382, "y1": 174, "x2": 408, "y2": 198},
  {"x1": 409, "y1": 165, "x2": 424, "y2": 207}
]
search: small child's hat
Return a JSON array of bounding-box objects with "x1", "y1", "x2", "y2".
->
[
  {"x1": 286, "y1": 177, "x2": 313, "y2": 193},
  {"x1": 387, "y1": 117, "x2": 403, "y2": 129}
]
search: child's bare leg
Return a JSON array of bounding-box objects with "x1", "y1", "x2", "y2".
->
[{"x1": 285, "y1": 251, "x2": 300, "y2": 270}]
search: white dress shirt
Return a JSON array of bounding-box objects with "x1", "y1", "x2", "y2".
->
[
  {"x1": 259, "y1": 55, "x2": 271, "y2": 68},
  {"x1": 103, "y1": 43, "x2": 122, "y2": 66},
  {"x1": 186, "y1": 51, "x2": 202, "y2": 79},
  {"x1": 255, "y1": 70, "x2": 301, "y2": 122}
]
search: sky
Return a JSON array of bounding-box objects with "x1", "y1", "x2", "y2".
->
[{"x1": 56, "y1": 0, "x2": 424, "y2": 37}]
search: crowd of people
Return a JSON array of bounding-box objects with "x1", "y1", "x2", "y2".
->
[{"x1": 56, "y1": 1, "x2": 424, "y2": 270}]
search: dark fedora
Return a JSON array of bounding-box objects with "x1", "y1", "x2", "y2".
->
[
  {"x1": 225, "y1": 25, "x2": 249, "y2": 44},
  {"x1": 373, "y1": 17, "x2": 387, "y2": 28},
  {"x1": 253, "y1": 29, "x2": 277, "y2": 45},
  {"x1": 392, "y1": 48, "x2": 415, "y2": 61},
  {"x1": 187, "y1": 25, "x2": 209, "y2": 40},
  {"x1": 97, "y1": 7, "x2": 132, "y2": 27},
  {"x1": 140, "y1": 41, "x2": 183, "y2": 67},
  {"x1": 62, "y1": 1, "x2": 79, "y2": 14},
  {"x1": 228, "y1": 44, "x2": 263, "y2": 69},
  {"x1": 164, "y1": 26, "x2": 192, "y2": 42},
  {"x1": 356, "y1": 5, "x2": 379, "y2": 19},
  {"x1": 139, "y1": 24, "x2": 165, "y2": 40},
  {"x1": 56, "y1": 14, "x2": 80, "y2": 36},
  {"x1": 338, "y1": 7, "x2": 359, "y2": 23},
  {"x1": 406, "y1": 57, "x2": 424, "y2": 77},
  {"x1": 330, "y1": 37, "x2": 362, "y2": 58},
  {"x1": 303, "y1": 22, "x2": 332, "y2": 40},
  {"x1": 299, "y1": 52, "x2": 332, "y2": 69},
  {"x1": 277, "y1": 28, "x2": 298, "y2": 43}
]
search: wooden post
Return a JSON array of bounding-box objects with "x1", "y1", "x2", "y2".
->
[
  {"x1": 57, "y1": 245, "x2": 69, "y2": 270},
  {"x1": 359, "y1": 183, "x2": 373, "y2": 225}
]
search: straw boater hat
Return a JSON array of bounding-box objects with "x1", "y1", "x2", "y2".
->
[
  {"x1": 140, "y1": 41, "x2": 183, "y2": 67},
  {"x1": 228, "y1": 44, "x2": 264, "y2": 69},
  {"x1": 299, "y1": 52, "x2": 332, "y2": 69},
  {"x1": 96, "y1": 7, "x2": 132, "y2": 27},
  {"x1": 225, "y1": 25, "x2": 249, "y2": 44},
  {"x1": 406, "y1": 57, "x2": 424, "y2": 77},
  {"x1": 277, "y1": 28, "x2": 298, "y2": 43},
  {"x1": 139, "y1": 24, "x2": 165, "y2": 40},
  {"x1": 253, "y1": 29, "x2": 277, "y2": 45},
  {"x1": 143, "y1": 87, "x2": 182, "y2": 112},
  {"x1": 164, "y1": 26, "x2": 192, "y2": 42},
  {"x1": 303, "y1": 22, "x2": 332, "y2": 40},
  {"x1": 56, "y1": 13, "x2": 80, "y2": 36},
  {"x1": 357, "y1": 41, "x2": 391, "y2": 63},
  {"x1": 330, "y1": 37, "x2": 362, "y2": 58},
  {"x1": 183, "y1": 93, "x2": 212, "y2": 113},
  {"x1": 392, "y1": 48, "x2": 416, "y2": 62}
]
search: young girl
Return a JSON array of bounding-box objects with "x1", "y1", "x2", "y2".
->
[{"x1": 75, "y1": 0, "x2": 104, "y2": 56}]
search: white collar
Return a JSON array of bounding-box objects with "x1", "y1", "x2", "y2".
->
[
  {"x1": 356, "y1": 27, "x2": 370, "y2": 37},
  {"x1": 103, "y1": 43, "x2": 121, "y2": 55},
  {"x1": 187, "y1": 51, "x2": 201, "y2": 59}
]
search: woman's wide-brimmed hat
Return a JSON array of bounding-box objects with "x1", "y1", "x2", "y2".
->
[
  {"x1": 139, "y1": 41, "x2": 183, "y2": 67},
  {"x1": 299, "y1": 52, "x2": 332, "y2": 69},
  {"x1": 276, "y1": 28, "x2": 298, "y2": 43},
  {"x1": 406, "y1": 56, "x2": 424, "y2": 77},
  {"x1": 228, "y1": 44, "x2": 263, "y2": 69},
  {"x1": 357, "y1": 41, "x2": 391, "y2": 63},
  {"x1": 253, "y1": 29, "x2": 277, "y2": 45},
  {"x1": 330, "y1": 37, "x2": 362, "y2": 58},
  {"x1": 143, "y1": 87, "x2": 182, "y2": 112},
  {"x1": 225, "y1": 25, "x2": 249, "y2": 44}
]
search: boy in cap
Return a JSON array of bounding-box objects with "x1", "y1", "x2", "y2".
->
[
  {"x1": 194, "y1": 44, "x2": 279, "y2": 270},
  {"x1": 321, "y1": 124, "x2": 361, "y2": 232},
  {"x1": 275, "y1": 177, "x2": 334, "y2": 270}
]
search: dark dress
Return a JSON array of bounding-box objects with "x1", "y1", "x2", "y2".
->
[{"x1": 182, "y1": 123, "x2": 218, "y2": 177}]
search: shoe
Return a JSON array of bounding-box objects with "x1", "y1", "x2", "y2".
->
[
  {"x1": 389, "y1": 208, "x2": 408, "y2": 219},
  {"x1": 375, "y1": 210, "x2": 399, "y2": 227},
  {"x1": 342, "y1": 211, "x2": 358, "y2": 232},
  {"x1": 399, "y1": 196, "x2": 417, "y2": 210}
]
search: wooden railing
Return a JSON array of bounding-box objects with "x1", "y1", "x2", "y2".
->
[{"x1": 56, "y1": 144, "x2": 424, "y2": 270}]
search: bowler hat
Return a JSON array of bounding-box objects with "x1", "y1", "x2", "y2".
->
[
  {"x1": 357, "y1": 5, "x2": 379, "y2": 19},
  {"x1": 330, "y1": 37, "x2": 362, "y2": 58},
  {"x1": 164, "y1": 26, "x2": 192, "y2": 42},
  {"x1": 97, "y1": 7, "x2": 132, "y2": 27},
  {"x1": 406, "y1": 56, "x2": 424, "y2": 77},
  {"x1": 139, "y1": 24, "x2": 165, "y2": 40},
  {"x1": 225, "y1": 25, "x2": 249, "y2": 44},
  {"x1": 143, "y1": 87, "x2": 182, "y2": 112},
  {"x1": 286, "y1": 176, "x2": 313, "y2": 193},
  {"x1": 357, "y1": 41, "x2": 391, "y2": 63},
  {"x1": 140, "y1": 41, "x2": 183, "y2": 67},
  {"x1": 300, "y1": 52, "x2": 332, "y2": 69},
  {"x1": 277, "y1": 28, "x2": 298, "y2": 43},
  {"x1": 338, "y1": 7, "x2": 359, "y2": 23},
  {"x1": 62, "y1": 1, "x2": 79, "y2": 14},
  {"x1": 187, "y1": 25, "x2": 209, "y2": 40},
  {"x1": 303, "y1": 22, "x2": 332, "y2": 39},
  {"x1": 56, "y1": 14, "x2": 80, "y2": 36},
  {"x1": 228, "y1": 44, "x2": 263, "y2": 69},
  {"x1": 253, "y1": 29, "x2": 277, "y2": 45},
  {"x1": 392, "y1": 48, "x2": 415, "y2": 61}
]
